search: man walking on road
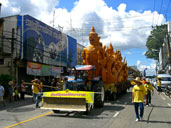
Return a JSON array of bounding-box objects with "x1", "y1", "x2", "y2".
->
[
  {"x1": 132, "y1": 77, "x2": 146, "y2": 122},
  {"x1": 32, "y1": 79, "x2": 41, "y2": 108}
]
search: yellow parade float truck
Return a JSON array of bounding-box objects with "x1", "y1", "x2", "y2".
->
[{"x1": 41, "y1": 26, "x2": 130, "y2": 114}]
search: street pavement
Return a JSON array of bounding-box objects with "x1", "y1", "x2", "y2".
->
[{"x1": 0, "y1": 88, "x2": 171, "y2": 128}]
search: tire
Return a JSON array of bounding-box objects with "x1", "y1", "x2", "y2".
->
[
  {"x1": 93, "y1": 80, "x2": 105, "y2": 108},
  {"x1": 52, "y1": 110, "x2": 60, "y2": 113},
  {"x1": 164, "y1": 88, "x2": 169, "y2": 96},
  {"x1": 84, "y1": 103, "x2": 92, "y2": 115}
]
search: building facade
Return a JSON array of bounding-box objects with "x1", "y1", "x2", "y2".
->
[
  {"x1": 0, "y1": 15, "x2": 77, "y2": 83},
  {"x1": 158, "y1": 21, "x2": 171, "y2": 74}
]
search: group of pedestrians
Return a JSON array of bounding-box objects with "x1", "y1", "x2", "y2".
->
[
  {"x1": 0, "y1": 79, "x2": 27, "y2": 107},
  {"x1": 132, "y1": 77, "x2": 154, "y2": 122},
  {"x1": 8, "y1": 80, "x2": 27, "y2": 102}
]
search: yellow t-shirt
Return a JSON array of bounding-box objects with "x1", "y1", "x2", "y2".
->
[
  {"x1": 132, "y1": 85, "x2": 146, "y2": 103},
  {"x1": 144, "y1": 83, "x2": 153, "y2": 92},
  {"x1": 32, "y1": 82, "x2": 40, "y2": 94},
  {"x1": 157, "y1": 81, "x2": 161, "y2": 87}
]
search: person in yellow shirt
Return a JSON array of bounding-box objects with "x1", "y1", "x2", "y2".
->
[
  {"x1": 157, "y1": 78, "x2": 162, "y2": 95},
  {"x1": 132, "y1": 77, "x2": 146, "y2": 122},
  {"x1": 144, "y1": 80, "x2": 154, "y2": 106},
  {"x1": 32, "y1": 79, "x2": 40, "y2": 108}
]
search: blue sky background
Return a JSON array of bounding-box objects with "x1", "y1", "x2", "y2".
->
[{"x1": 1, "y1": 0, "x2": 171, "y2": 76}]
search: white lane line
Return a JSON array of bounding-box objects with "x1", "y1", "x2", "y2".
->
[
  {"x1": 168, "y1": 103, "x2": 171, "y2": 107},
  {"x1": 160, "y1": 95, "x2": 166, "y2": 100},
  {"x1": 113, "y1": 112, "x2": 119, "y2": 118}
]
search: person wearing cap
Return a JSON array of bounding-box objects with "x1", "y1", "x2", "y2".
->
[
  {"x1": 32, "y1": 79, "x2": 41, "y2": 108},
  {"x1": 144, "y1": 80, "x2": 154, "y2": 106},
  {"x1": 132, "y1": 77, "x2": 146, "y2": 122},
  {"x1": 157, "y1": 77, "x2": 162, "y2": 95}
]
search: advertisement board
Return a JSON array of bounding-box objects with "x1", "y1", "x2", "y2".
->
[
  {"x1": 67, "y1": 35, "x2": 77, "y2": 67},
  {"x1": 27, "y1": 62, "x2": 41, "y2": 76},
  {"x1": 22, "y1": 15, "x2": 68, "y2": 66},
  {"x1": 27, "y1": 62, "x2": 63, "y2": 76},
  {"x1": 77, "y1": 43, "x2": 84, "y2": 65}
]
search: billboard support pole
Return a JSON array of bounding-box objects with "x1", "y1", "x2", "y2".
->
[{"x1": 10, "y1": 28, "x2": 15, "y2": 78}]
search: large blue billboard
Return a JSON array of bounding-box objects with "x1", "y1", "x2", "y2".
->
[
  {"x1": 68, "y1": 35, "x2": 77, "y2": 67},
  {"x1": 21, "y1": 15, "x2": 68, "y2": 66}
]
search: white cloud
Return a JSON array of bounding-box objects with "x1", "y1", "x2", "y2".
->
[
  {"x1": 125, "y1": 51, "x2": 132, "y2": 55},
  {"x1": 1, "y1": 0, "x2": 163, "y2": 75},
  {"x1": 142, "y1": 51, "x2": 146, "y2": 55},
  {"x1": 136, "y1": 60, "x2": 157, "y2": 76},
  {"x1": 136, "y1": 60, "x2": 141, "y2": 65},
  {"x1": 1, "y1": 0, "x2": 166, "y2": 50}
]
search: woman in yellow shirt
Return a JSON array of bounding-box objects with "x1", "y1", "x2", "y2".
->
[
  {"x1": 144, "y1": 80, "x2": 154, "y2": 106},
  {"x1": 157, "y1": 78, "x2": 162, "y2": 95},
  {"x1": 132, "y1": 77, "x2": 146, "y2": 122}
]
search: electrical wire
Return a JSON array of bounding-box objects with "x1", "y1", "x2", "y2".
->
[
  {"x1": 157, "y1": 0, "x2": 164, "y2": 25},
  {"x1": 152, "y1": 0, "x2": 156, "y2": 27},
  {"x1": 165, "y1": 0, "x2": 171, "y2": 22}
]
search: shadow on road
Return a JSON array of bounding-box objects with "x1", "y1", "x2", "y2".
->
[
  {"x1": 147, "y1": 120, "x2": 171, "y2": 124},
  {"x1": 0, "y1": 95, "x2": 35, "y2": 112},
  {"x1": 46, "y1": 105, "x2": 125, "y2": 119}
]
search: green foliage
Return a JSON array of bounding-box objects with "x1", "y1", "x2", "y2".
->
[
  {"x1": 0, "y1": 74, "x2": 13, "y2": 97},
  {"x1": 145, "y1": 25, "x2": 167, "y2": 60}
]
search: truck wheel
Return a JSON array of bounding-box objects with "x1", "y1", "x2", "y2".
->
[
  {"x1": 93, "y1": 81, "x2": 105, "y2": 108},
  {"x1": 52, "y1": 110, "x2": 60, "y2": 113},
  {"x1": 84, "y1": 103, "x2": 92, "y2": 115}
]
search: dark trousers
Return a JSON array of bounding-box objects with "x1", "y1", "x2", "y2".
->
[
  {"x1": 134, "y1": 102, "x2": 144, "y2": 119},
  {"x1": 146, "y1": 91, "x2": 151, "y2": 105},
  {"x1": 14, "y1": 94, "x2": 20, "y2": 101},
  {"x1": 20, "y1": 92, "x2": 25, "y2": 100}
]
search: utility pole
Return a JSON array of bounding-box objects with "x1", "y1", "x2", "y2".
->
[
  {"x1": 165, "y1": 24, "x2": 171, "y2": 73},
  {"x1": 10, "y1": 28, "x2": 15, "y2": 78},
  {"x1": 53, "y1": 10, "x2": 55, "y2": 28}
]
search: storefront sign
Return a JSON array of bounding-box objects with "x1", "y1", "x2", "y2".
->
[{"x1": 27, "y1": 62, "x2": 41, "y2": 76}]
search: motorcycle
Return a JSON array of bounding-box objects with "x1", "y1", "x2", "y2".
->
[{"x1": 164, "y1": 85, "x2": 171, "y2": 98}]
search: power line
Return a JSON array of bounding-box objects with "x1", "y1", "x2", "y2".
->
[
  {"x1": 152, "y1": 0, "x2": 156, "y2": 27},
  {"x1": 157, "y1": 0, "x2": 164, "y2": 25},
  {"x1": 165, "y1": 0, "x2": 171, "y2": 22}
]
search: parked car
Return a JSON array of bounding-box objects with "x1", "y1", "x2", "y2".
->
[{"x1": 155, "y1": 74, "x2": 171, "y2": 90}]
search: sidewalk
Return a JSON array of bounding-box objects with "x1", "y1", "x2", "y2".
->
[{"x1": 0, "y1": 94, "x2": 34, "y2": 110}]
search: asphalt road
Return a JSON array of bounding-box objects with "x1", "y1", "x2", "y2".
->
[{"x1": 0, "y1": 88, "x2": 171, "y2": 128}]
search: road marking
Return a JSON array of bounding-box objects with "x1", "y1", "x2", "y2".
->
[
  {"x1": 168, "y1": 103, "x2": 171, "y2": 107},
  {"x1": 160, "y1": 95, "x2": 166, "y2": 100},
  {"x1": 5, "y1": 111, "x2": 53, "y2": 128},
  {"x1": 113, "y1": 112, "x2": 119, "y2": 118}
]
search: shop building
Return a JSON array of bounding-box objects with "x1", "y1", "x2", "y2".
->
[{"x1": 0, "y1": 15, "x2": 78, "y2": 83}]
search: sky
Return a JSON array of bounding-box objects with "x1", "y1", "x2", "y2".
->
[{"x1": 1, "y1": 0, "x2": 171, "y2": 76}]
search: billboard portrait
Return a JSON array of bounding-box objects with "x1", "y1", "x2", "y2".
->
[{"x1": 23, "y1": 15, "x2": 68, "y2": 66}]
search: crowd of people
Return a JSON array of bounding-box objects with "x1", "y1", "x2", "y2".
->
[
  {"x1": 0, "y1": 77, "x2": 68, "y2": 108},
  {"x1": 132, "y1": 76, "x2": 162, "y2": 122}
]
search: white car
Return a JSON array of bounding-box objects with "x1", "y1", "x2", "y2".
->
[{"x1": 156, "y1": 74, "x2": 171, "y2": 89}]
